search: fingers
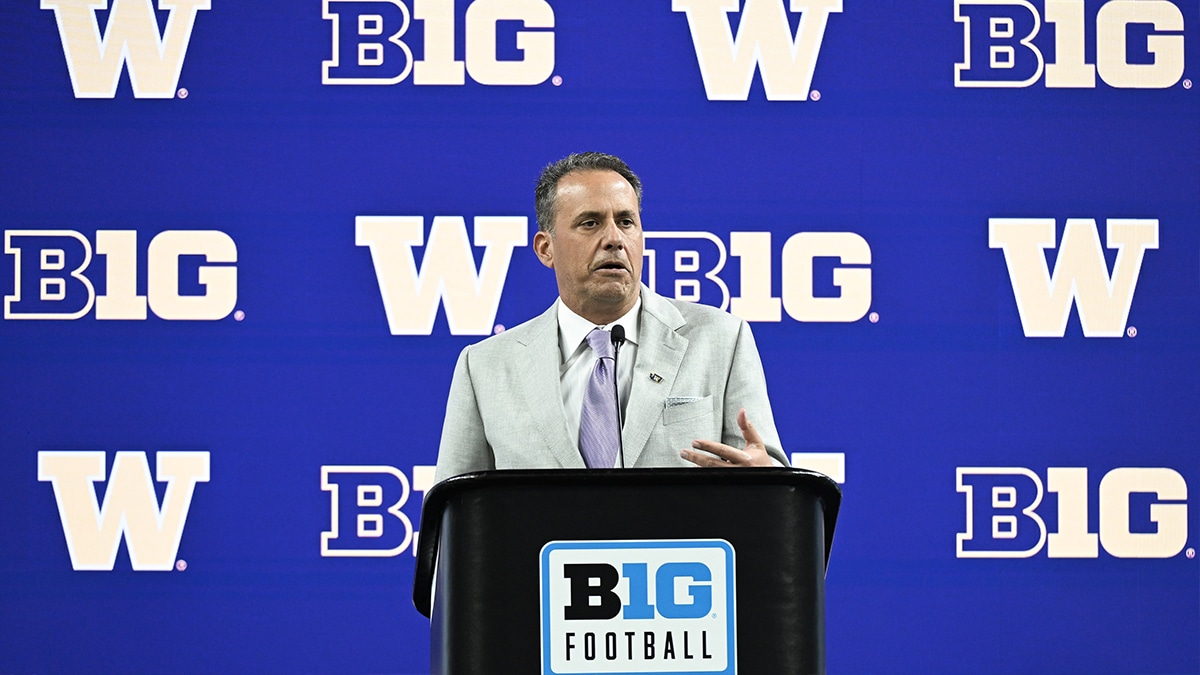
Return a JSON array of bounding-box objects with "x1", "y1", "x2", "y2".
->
[
  {"x1": 680, "y1": 409, "x2": 769, "y2": 468},
  {"x1": 681, "y1": 440, "x2": 747, "y2": 467},
  {"x1": 737, "y1": 408, "x2": 763, "y2": 446},
  {"x1": 679, "y1": 448, "x2": 725, "y2": 467}
]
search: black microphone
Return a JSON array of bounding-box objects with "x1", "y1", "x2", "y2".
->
[{"x1": 610, "y1": 325, "x2": 627, "y2": 469}]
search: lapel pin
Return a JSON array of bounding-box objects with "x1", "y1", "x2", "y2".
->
[{"x1": 649, "y1": 373, "x2": 663, "y2": 383}]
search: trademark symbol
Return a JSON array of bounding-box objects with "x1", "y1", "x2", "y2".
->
[
  {"x1": 177, "y1": 88, "x2": 189, "y2": 99},
  {"x1": 234, "y1": 310, "x2": 245, "y2": 322},
  {"x1": 175, "y1": 559, "x2": 188, "y2": 571},
  {"x1": 1187, "y1": 548, "x2": 1195, "y2": 559},
  {"x1": 809, "y1": 89, "x2": 821, "y2": 101},
  {"x1": 493, "y1": 324, "x2": 506, "y2": 334},
  {"x1": 552, "y1": 75, "x2": 563, "y2": 87},
  {"x1": 1183, "y1": 79, "x2": 1193, "y2": 90},
  {"x1": 868, "y1": 312, "x2": 879, "y2": 324},
  {"x1": 1126, "y1": 326, "x2": 1137, "y2": 338}
]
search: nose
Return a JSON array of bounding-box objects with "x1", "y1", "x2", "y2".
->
[{"x1": 600, "y1": 218, "x2": 624, "y2": 250}]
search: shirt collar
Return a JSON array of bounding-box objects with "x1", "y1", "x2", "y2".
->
[{"x1": 557, "y1": 295, "x2": 642, "y2": 363}]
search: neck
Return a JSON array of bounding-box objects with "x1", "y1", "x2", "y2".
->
[{"x1": 567, "y1": 297, "x2": 636, "y2": 326}]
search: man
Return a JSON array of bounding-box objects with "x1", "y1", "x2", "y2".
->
[{"x1": 433, "y1": 152, "x2": 786, "y2": 483}]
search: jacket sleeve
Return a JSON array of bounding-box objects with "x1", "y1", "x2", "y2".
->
[
  {"x1": 720, "y1": 319, "x2": 789, "y2": 466},
  {"x1": 433, "y1": 345, "x2": 495, "y2": 484}
]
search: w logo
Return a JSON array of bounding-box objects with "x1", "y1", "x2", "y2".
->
[
  {"x1": 672, "y1": 0, "x2": 843, "y2": 101},
  {"x1": 42, "y1": 0, "x2": 210, "y2": 98},
  {"x1": 39, "y1": 451, "x2": 209, "y2": 571},
  {"x1": 989, "y1": 218, "x2": 1159, "y2": 338},
  {"x1": 356, "y1": 215, "x2": 528, "y2": 335}
]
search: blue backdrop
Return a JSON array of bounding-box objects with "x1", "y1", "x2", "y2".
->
[{"x1": 2, "y1": 1, "x2": 1197, "y2": 673}]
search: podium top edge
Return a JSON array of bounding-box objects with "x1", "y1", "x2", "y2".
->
[{"x1": 430, "y1": 466, "x2": 841, "y2": 503}]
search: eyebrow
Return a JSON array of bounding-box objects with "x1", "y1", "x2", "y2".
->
[{"x1": 573, "y1": 209, "x2": 638, "y2": 222}]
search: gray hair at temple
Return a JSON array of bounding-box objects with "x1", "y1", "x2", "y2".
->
[{"x1": 534, "y1": 152, "x2": 643, "y2": 233}]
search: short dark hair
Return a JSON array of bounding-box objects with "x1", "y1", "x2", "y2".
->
[{"x1": 534, "y1": 152, "x2": 643, "y2": 233}]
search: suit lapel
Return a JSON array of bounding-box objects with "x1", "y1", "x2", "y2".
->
[
  {"x1": 515, "y1": 303, "x2": 587, "y2": 469},
  {"x1": 622, "y1": 290, "x2": 688, "y2": 467}
]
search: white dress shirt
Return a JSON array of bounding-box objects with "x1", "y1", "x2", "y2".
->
[{"x1": 557, "y1": 298, "x2": 640, "y2": 467}]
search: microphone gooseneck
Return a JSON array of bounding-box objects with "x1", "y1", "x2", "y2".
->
[{"x1": 610, "y1": 325, "x2": 627, "y2": 469}]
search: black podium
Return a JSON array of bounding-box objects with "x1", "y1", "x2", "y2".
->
[{"x1": 414, "y1": 468, "x2": 840, "y2": 675}]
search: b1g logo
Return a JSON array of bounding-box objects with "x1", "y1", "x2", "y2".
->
[
  {"x1": 4, "y1": 229, "x2": 238, "y2": 321},
  {"x1": 540, "y1": 540, "x2": 736, "y2": 675},
  {"x1": 323, "y1": 0, "x2": 555, "y2": 86},
  {"x1": 42, "y1": 0, "x2": 210, "y2": 98},
  {"x1": 957, "y1": 467, "x2": 1189, "y2": 559},
  {"x1": 320, "y1": 464, "x2": 435, "y2": 557},
  {"x1": 954, "y1": 0, "x2": 1186, "y2": 89},
  {"x1": 645, "y1": 230, "x2": 871, "y2": 323},
  {"x1": 673, "y1": 0, "x2": 843, "y2": 101}
]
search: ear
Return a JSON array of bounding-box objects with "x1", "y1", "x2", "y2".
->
[{"x1": 533, "y1": 230, "x2": 554, "y2": 269}]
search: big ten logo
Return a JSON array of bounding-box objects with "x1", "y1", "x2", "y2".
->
[
  {"x1": 672, "y1": 0, "x2": 843, "y2": 101},
  {"x1": 989, "y1": 217, "x2": 1157, "y2": 337},
  {"x1": 42, "y1": 0, "x2": 210, "y2": 99},
  {"x1": 956, "y1": 467, "x2": 1189, "y2": 559},
  {"x1": 954, "y1": 0, "x2": 1187, "y2": 89},
  {"x1": 38, "y1": 451, "x2": 210, "y2": 571},
  {"x1": 643, "y1": 230, "x2": 871, "y2": 323},
  {"x1": 320, "y1": 465, "x2": 436, "y2": 557},
  {"x1": 356, "y1": 215, "x2": 527, "y2": 335},
  {"x1": 3, "y1": 230, "x2": 238, "y2": 321},
  {"x1": 322, "y1": 0, "x2": 555, "y2": 86},
  {"x1": 540, "y1": 540, "x2": 736, "y2": 675}
]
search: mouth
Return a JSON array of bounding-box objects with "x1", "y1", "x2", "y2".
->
[{"x1": 592, "y1": 260, "x2": 630, "y2": 274}]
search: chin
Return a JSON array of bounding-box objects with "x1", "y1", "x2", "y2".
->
[
  {"x1": 594, "y1": 281, "x2": 634, "y2": 298},
  {"x1": 580, "y1": 289, "x2": 633, "y2": 311}
]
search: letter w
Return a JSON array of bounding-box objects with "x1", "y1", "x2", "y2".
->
[
  {"x1": 672, "y1": 0, "x2": 842, "y2": 100},
  {"x1": 41, "y1": 0, "x2": 211, "y2": 99},
  {"x1": 356, "y1": 216, "x2": 528, "y2": 335},
  {"x1": 38, "y1": 451, "x2": 210, "y2": 571},
  {"x1": 989, "y1": 218, "x2": 1158, "y2": 337}
]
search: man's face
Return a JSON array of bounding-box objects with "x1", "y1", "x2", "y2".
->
[{"x1": 534, "y1": 169, "x2": 644, "y2": 324}]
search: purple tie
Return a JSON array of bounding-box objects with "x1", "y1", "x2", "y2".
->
[{"x1": 579, "y1": 328, "x2": 619, "y2": 468}]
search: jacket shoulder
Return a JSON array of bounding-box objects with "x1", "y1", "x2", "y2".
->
[
  {"x1": 459, "y1": 307, "x2": 553, "y2": 360},
  {"x1": 659, "y1": 296, "x2": 745, "y2": 338}
]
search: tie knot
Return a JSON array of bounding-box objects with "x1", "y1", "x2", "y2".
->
[{"x1": 586, "y1": 328, "x2": 614, "y2": 359}]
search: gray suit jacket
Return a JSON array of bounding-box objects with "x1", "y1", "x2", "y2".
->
[{"x1": 433, "y1": 287, "x2": 787, "y2": 483}]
